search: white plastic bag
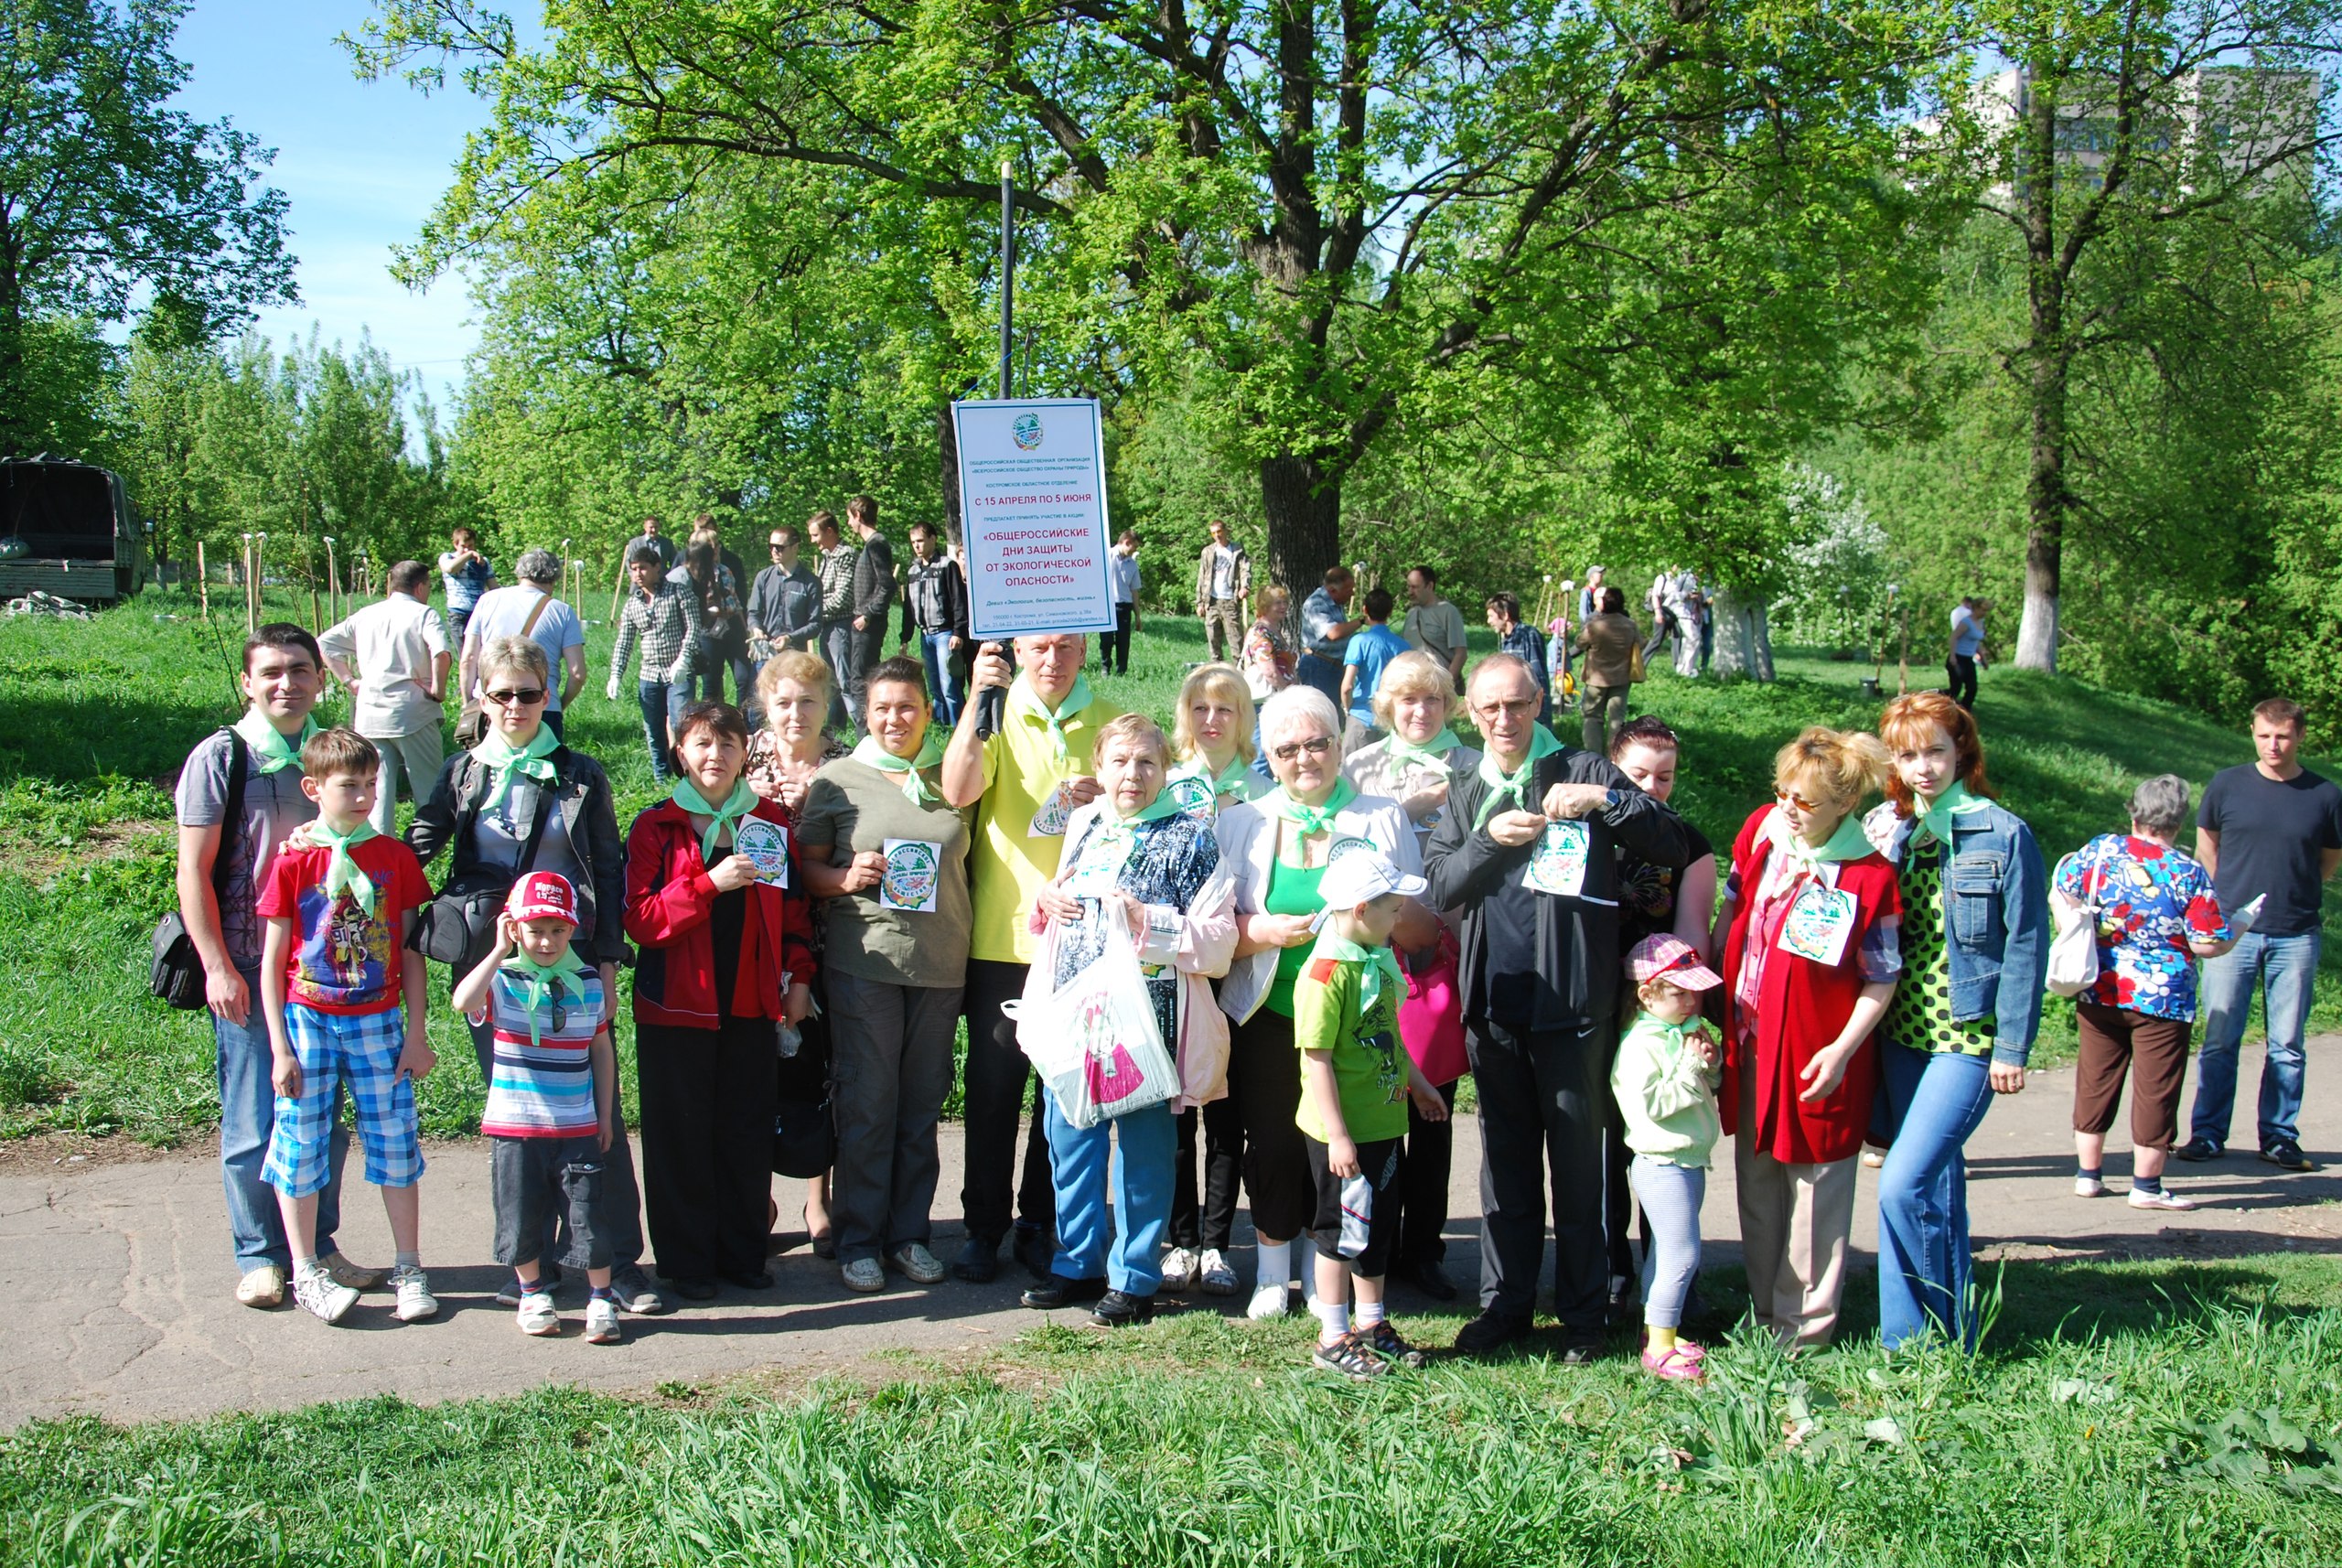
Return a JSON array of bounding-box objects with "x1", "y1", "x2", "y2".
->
[
  {"x1": 2045, "y1": 854, "x2": 2100, "y2": 1000},
  {"x1": 1007, "y1": 910, "x2": 1179, "y2": 1129}
]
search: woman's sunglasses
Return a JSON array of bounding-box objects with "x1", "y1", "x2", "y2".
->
[{"x1": 486, "y1": 687, "x2": 548, "y2": 708}]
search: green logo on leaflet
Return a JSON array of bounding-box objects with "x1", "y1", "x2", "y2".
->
[
  {"x1": 1168, "y1": 776, "x2": 1215, "y2": 818},
  {"x1": 1011, "y1": 413, "x2": 1044, "y2": 450},
  {"x1": 884, "y1": 841, "x2": 940, "y2": 908}
]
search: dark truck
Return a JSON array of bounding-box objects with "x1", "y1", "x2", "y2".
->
[{"x1": 0, "y1": 456, "x2": 147, "y2": 603}]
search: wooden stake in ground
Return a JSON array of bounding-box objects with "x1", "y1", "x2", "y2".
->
[
  {"x1": 324, "y1": 537, "x2": 340, "y2": 625},
  {"x1": 1897, "y1": 604, "x2": 1910, "y2": 695},
  {"x1": 241, "y1": 533, "x2": 255, "y2": 634},
  {"x1": 196, "y1": 540, "x2": 209, "y2": 619},
  {"x1": 307, "y1": 541, "x2": 323, "y2": 632}
]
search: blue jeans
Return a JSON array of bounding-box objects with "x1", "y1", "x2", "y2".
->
[
  {"x1": 1295, "y1": 650, "x2": 1344, "y2": 705},
  {"x1": 1042, "y1": 1091, "x2": 1176, "y2": 1294},
  {"x1": 637, "y1": 679, "x2": 690, "y2": 782},
  {"x1": 1875, "y1": 1045, "x2": 1994, "y2": 1349},
  {"x1": 2191, "y1": 929, "x2": 2319, "y2": 1151},
  {"x1": 217, "y1": 964, "x2": 347, "y2": 1273},
  {"x1": 919, "y1": 629, "x2": 965, "y2": 727}
]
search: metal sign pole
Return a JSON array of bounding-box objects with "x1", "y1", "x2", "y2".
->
[{"x1": 975, "y1": 157, "x2": 1016, "y2": 740}]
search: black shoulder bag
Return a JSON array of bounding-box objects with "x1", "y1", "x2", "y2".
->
[
  {"x1": 409, "y1": 754, "x2": 557, "y2": 972},
  {"x1": 151, "y1": 730, "x2": 249, "y2": 1009}
]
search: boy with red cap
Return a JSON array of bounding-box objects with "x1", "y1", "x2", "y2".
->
[
  {"x1": 453, "y1": 870, "x2": 625, "y2": 1344},
  {"x1": 1614, "y1": 933, "x2": 1726, "y2": 1381}
]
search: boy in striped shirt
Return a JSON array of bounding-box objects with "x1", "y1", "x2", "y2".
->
[{"x1": 453, "y1": 872, "x2": 623, "y2": 1343}]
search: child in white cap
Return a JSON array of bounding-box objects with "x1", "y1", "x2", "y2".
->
[
  {"x1": 452, "y1": 870, "x2": 624, "y2": 1344},
  {"x1": 1293, "y1": 842, "x2": 1450, "y2": 1379},
  {"x1": 1615, "y1": 933, "x2": 1725, "y2": 1380}
]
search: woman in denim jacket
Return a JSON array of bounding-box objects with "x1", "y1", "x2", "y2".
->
[{"x1": 1864, "y1": 693, "x2": 2047, "y2": 1349}]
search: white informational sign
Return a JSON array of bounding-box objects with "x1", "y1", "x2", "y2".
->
[{"x1": 951, "y1": 399, "x2": 1117, "y2": 640}]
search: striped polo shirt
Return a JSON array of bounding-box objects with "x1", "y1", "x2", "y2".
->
[{"x1": 477, "y1": 968, "x2": 606, "y2": 1139}]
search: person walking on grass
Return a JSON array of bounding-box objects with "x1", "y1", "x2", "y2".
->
[
  {"x1": 1338, "y1": 586, "x2": 1410, "y2": 755},
  {"x1": 2057, "y1": 776, "x2": 2240, "y2": 1212},
  {"x1": 898, "y1": 521, "x2": 970, "y2": 726},
  {"x1": 256, "y1": 727, "x2": 438, "y2": 1326},
  {"x1": 1102, "y1": 531, "x2": 1143, "y2": 676},
  {"x1": 1865, "y1": 693, "x2": 2045, "y2": 1350},
  {"x1": 811, "y1": 510, "x2": 858, "y2": 732},
  {"x1": 2178, "y1": 696, "x2": 2342, "y2": 1173},
  {"x1": 844, "y1": 496, "x2": 895, "y2": 727},
  {"x1": 1484, "y1": 592, "x2": 1551, "y2": 724},
  {"x1": 460, "y1": 549, "x2": 586, "y2": 740},
  {"x1": 176, "y1": 624, "x2": 383, "y2": 1310},
  {"x1": 607, "y1": 538, "x2": 704, "y2": 784},
  {"x1": 1295, "y1": 848, "x2": 1448, "y2": 1380},
  {"x1": 1402, "y1": 565, "x2": 1467, "y2": 693},
  {"x1": 1575, "y1": 586, "x2": 1640, "y2": 758},
  {"x1": 1195, "y1": 519, "x2": 1252, "y2": 662},
  {"x1": 317, "y1": 560, "x2": 450, "y2": 836},
  {"x1": 1945, "y1": 597, "x2": 1986, "y2": 712},
  {"x1": 451, "y1": 873, "x2": 626, "y2": 1344},
  {"x1": 940, "y1": 633, "x2": 1125, "y2": 1283},
  {"x1": 1425, "y1": 654, "x2": 1686, "y2": 1358},
  {"x1": 436, "y1": 526, "x2": 496, "y2": 650}
]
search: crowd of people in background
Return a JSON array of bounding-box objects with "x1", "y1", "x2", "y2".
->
[{"x1": 166, "y1": 509, "x2": 2334, "y2": 1381}]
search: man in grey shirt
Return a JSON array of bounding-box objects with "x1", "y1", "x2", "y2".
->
[
  {"x1": 1402, "y1": 564, "x2": 1468, "y2": 691},
  {"x1": 749, "y1": 523, "x2": 824, "y2": 657}
]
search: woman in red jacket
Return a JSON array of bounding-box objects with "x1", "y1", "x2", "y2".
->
[
  {"x1": 1715, "y1": 728, "x2": 1902, "y2": 1349},
  {"x1": 625, "y1": 700, "x2": 815, "y2": 1300}
]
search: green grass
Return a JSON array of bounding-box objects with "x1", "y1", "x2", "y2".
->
[
  {"x1": 6, "y1": 1254, "x2": 2341, "y2": 1564},
  {"x1": 0, "y1": 588, "x2": 2332, "y2": 1142}
]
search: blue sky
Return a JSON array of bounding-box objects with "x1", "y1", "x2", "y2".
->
[{"x1": 167, "y1": 0, "x2": 489, "y2": 404}]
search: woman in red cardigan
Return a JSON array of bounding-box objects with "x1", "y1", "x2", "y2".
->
[
  {"x1": 1714, "y1": 728, "x2": 1902, "y2": 1348},
  {"x1": 625, "y1": 700, "x2": 815, "y2": 1300}
]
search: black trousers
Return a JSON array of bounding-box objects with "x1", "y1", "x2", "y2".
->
[
  {"x1": 1391, "y1": 1077, "x2": 1459, "y2": 1268},
  {"x1": 960, "y1": 958, "x2": 1058, "y2": 1241},
  {"x1": 1228, "y1": 1007, "x2": 1315, "y2": 1242},
  {"x1": 1642, "y1": 607, "x2": 1679, "y2": 662},
  {"x1": 1100, "y1": 604, "x2": 1133, "y2": 675},
  {"x1": 1945, "y1": 654, "x2": 1978, "y2": 710},
  {"x1": 847, "y1": 619, "x2": 887, "y2": 728},
  {"x1": 1469, "y1": 1017, "x2": 1610, "y2": 1330},
  {"x1": 1169, "y1": 1096, "x2": 1243, "y2": 1251},
  {"x1": 637, "y1": 1015, "x2": 777, "y2": 1282},
  {"x1": 465, "y1": 989, "x2": 647, "y2": 1266}
]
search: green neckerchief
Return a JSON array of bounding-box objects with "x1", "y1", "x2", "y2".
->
[
  {"x1": 234, "y1": 708, "x2": 317, "y2": 775},
  {"x1": 1174, "y1": 753, "x2": 1258, "y2": 803},
  {"x1": 473, "y1": 725, "x2": 560, "y2": 811},
  {"x1": 314, "y1": 819, "x2": 381, "y2": 915},
  {"x1": 1917, "y1": 779, "x2": 1990, "y2": 846},
  {"x1": 1308, "y1": 926, "x2": 1406, "y2": 1020},
  {"x1": 1261, "y1": 777, "x2": 1358, "y2": 840},
  {"x1": 1473, "y1": 727, "x2": 1564, "y2": 830},
  {"x1": 499, "y1": 950, "x2": 593, "y2": 1048},
  {"x1": 1006, "y1": 673, "x2": 1095, "y2": 764},
  {"x1": 672, "y1": 776, "x2": 758, "y2": 864},
  {"x1": 1382, "y1": 726, "x2": 1462, "y2": 773},
  {"x1": 1767, "y1": 804, "x2": 1875, "y2": 874},
  {"x1": 853, "y1": 730, "x2": 946, "y2": 806}
]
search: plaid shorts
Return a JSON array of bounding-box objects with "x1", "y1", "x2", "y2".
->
[{"x1": 263, "y1": 1003, "x2": 424, "y2": 1197}]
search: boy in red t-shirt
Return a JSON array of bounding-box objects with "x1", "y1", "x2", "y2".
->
[{"x1": 257, "y1": 727, "x2": 438, "y2": 1326}]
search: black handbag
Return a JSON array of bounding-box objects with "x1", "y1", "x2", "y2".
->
[
  {"x1": 409, "y1": 755, "x2": 557, "y2": 972},
  {"x1": 151, "y1": 730, "x2": 248, "y2": 1009},
  {"x1": 771, "y1": 1010, "x2": 835, "y2": 1178}
]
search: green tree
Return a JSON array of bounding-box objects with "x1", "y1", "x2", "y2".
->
[{"x1": 0, "y1": 0, "x2": 294, "y2": 453}]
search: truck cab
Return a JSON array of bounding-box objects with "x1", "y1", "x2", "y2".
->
[{"x1": 0, "y1": 456, "x2": 147, "y2": 603}]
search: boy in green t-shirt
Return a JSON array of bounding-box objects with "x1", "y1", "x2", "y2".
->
[{"x1": 1295, "y1": 847, "x2": 1450, "y2": 1379}]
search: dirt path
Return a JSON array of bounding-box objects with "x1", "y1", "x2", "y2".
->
[{"x1": 5, "y1": 1041, "x2": 2337, "y2": 1428}]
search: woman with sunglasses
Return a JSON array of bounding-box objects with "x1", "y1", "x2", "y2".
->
[
  {"x1": 1214, "y1": 685, "x2": 1414, "y2": 1320},
  {"x1": 1714, "y1": 728, "x2": 1902, "y2": 1350},
  {"x1": 405, "y1": 635, "x2": 668, "y2": 1316}
]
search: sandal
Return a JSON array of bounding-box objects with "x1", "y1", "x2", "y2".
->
[{"x1": 1640, "y1": 1342, "x2": 1705, "y2": 1382}]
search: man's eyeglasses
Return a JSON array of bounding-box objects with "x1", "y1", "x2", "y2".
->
[
  {"x1": 486, "y1": 687, "x2": 547, "y2": 708},
  {"x1": 768, "y1": 540, "x2": 788, "y2": 551},
  {"x1": 1271, "y1": 736, "x2": 1335, "y2": 762}
]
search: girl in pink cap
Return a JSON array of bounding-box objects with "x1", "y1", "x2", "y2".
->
[{"x1": 1614, "y1": 933, "x2": 1725, "y2": 1380}]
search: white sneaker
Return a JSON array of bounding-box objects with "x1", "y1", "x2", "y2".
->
[
  {"x1": 236, "y1": 1264, "x2": 285, "y2": 1308},
  {"x1": 2129, "y1": 1187, "x2": 2199, "y2": 1211},
  {"x1": 293, "y1": 1266, "x2": 359, "y2": 1325},
  {"x1": 1160, "y1": 1247, "x2": 1201, "y2": 1292},
  {"x1": 516, "y1": 1291, "x2": 562, "y2": 1336},
  {"x1": 390, "y1": 1264, "x2": 438, "y2": 1322},
  {"x1": 1198, "y1": 1249, "x2": 1240, "y2": 1296},
  {"x1": 2074, "y1": 1175, "x2": 2108, "y2": 1198},
  {"x1": 1246, "y1": 1282, "x2": 1291, "y2": 1320},
  {"x1": 583, "y1": 1296, "x2": 622, "y2": 1345},
  {"x1": 887, "y1": 1242, "x2": 948, "y2": 1284}
]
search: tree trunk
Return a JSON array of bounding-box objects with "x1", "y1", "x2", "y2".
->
[
  {"x1": 937, "y1": 401, "x2": 963, "y2": 549},
  {"x1": 1258, "y1": 453, "x2": 1340, "y2": 595},
  {"x1": 1708, "y1": 587, "x2": 1775, "y2": 681}
]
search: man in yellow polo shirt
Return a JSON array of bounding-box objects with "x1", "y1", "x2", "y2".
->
[{"x1": 940, "y1": 632, "x2": 1124, "y2": 1283}]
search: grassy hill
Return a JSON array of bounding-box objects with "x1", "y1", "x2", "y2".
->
[{"x1": 0, "y1": 587, "x2": 2333, "y2": 1143}]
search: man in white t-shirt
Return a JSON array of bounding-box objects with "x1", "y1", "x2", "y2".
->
[
  {"x1": 317, "y1": 560, "x2": 450, "y2": 833},
  {"x1": 1192, "y1": 519, "x2": 1252, "y2": 662},
  {"x1": 461, "y1": 548, "x2": 588, "y2": 737}
]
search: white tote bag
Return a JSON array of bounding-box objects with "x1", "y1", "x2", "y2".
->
[
  {"x1": 2045, "y1": 854, "x2": 2100, "y2": 999},
  {"x1": 1006, "y1": 911, "x2": 1180, "y2": 1130}
]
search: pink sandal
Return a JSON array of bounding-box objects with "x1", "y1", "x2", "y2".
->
[{"x1": 1641, "y1": 1340, "x2": 1706, "y2": 1381}]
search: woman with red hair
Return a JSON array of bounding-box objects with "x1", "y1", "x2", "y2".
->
[{"x1": 1863, "y1": 693, "x2": 2047, "y2": 1350}]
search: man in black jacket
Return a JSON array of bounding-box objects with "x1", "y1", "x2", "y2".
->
[
  {"x1": 898, "y1": 520, "x2": 970, "y2": 725},
  {"x1": 845, "y1": 494, "x2": 894, "y2": 728},
  {"x1": 748, "y1": 523, "x2": 823, "y2": 659},
  {"x1": 1424, "y1": 653, "x2": 1687, "y2": 1359}
]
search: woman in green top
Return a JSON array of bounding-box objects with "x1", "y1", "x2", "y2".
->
[{"x1": 796, "y1": 656, "x2": 973, "y2": 1296}]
